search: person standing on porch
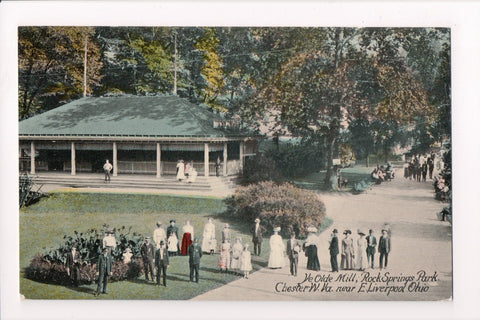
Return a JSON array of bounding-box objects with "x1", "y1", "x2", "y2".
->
[
  {"x1": 176, "y1": 160, "x2": 185, "y2": 181},
  {"x1": 103, "y1": 160, "x2": 113, "y2": 182}
]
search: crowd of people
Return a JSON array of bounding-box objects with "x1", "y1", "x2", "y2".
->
[
  {"x1": 70, "y1": 218, "x2": 393, "y2": 296},
  {"x1": 403, "y1": 153, "x2": 438, "y2": 182}
]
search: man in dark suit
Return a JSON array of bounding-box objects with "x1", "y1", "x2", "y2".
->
[
  {"x1": 366, "y1": 229, "x2": 377, "y2": 268},
  {"x1": 188, "y1": 238, "x2": 202, "y2": 283},
  {"x1": 65, "y1": 245, "x2": 81, "y2": 287},
  {"x1": 250, "y1": 218, "x2": 264, "y2": 256},
  {"x1": 155, "y1": 240, "x2": 169, "y2": 287},
  {"x1": 329, "y1": 229, "x2": 339, "y2": 272},
  {"x1": 286, "y1": 232, "x2": 301, "y2": 276},
  {"x1": 378, "y1": 229, "x2": 391, "y2": 269},
  {"x1": 140, "y1": 236, "x2": 156, "y2": 281},
  {"x1": 167, "y1": 219, "x2": 179, "y2": 239},
  {"x1": 95, "y1": 247, "x2": 112, "y2": 296}
]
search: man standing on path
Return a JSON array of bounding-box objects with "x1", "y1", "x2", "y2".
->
[
  {"x1": 251, "y1": 218, "x2": 264, "y2": 256},
  {"x1": 95, "y1": 247, "x2": 112, "y2": 296},
  {"x1": 329, "y1": 229, "x2": 339, "y2": 272},
  {"x1": 378, "y1": 229, "x2": 391, "y2": 269},
  {"x1": 140, "y1": 236, "x2": 156, "y2": 282},
  {"x1": 286, "y1": 232, "x2": 301, "y2": 276},
  {"x1": 155, "y1": 240, "x2": 169, "y2": 287},
  {"x1": 103, "y1": 159, "x2": 113, "y2": 182},
  {"x1": 188, "y1": 238, "x2": 202, "y2": 283},
  {"x1": 366, "y1": 229, "x2": 377, "y2": 268}
]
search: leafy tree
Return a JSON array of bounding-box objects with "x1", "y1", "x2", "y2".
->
[
  {"x1": 19, "y1": 27, "x2": 102, "y2": 119},
  {"x1": 194, "y1": 28, "x2": 226, "y2": 110}
]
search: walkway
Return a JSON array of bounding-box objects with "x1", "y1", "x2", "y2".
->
[{"x1": 193, "y1": 173, "x2": 452, "y2": 300}]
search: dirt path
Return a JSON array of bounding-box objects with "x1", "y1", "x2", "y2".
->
[{"x1": 193, "y1": 172, "x2": 452, "y2": 301}]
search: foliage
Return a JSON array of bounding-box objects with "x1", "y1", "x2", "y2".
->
[
  {"x1": 339, "y1": 144, "x2": 356, "y2": 166},
  {"x1": 24, "y1": 225, "x2": 144, "y2": 285},
  {"x1": 225, "y1": 181, "x2": 326, "y2": 237},
  {"x1": 24, "y1": 254, "x2": 142, "y2": 285},
  {"x1": 242, "y1": 153, "x2": 284, "y2": 184},
  {"x1": 19, "y1": 173, "x2": 45, "y2": 208},
  {"x1": 19, "y1": 27, "x2": 103, "y2": 119},
  {"x1": 42, "y1": 225, "x2": 143, "y2": 265},
  {"x1": 194, "y1": 28, "x2": 226, "y2": 110},
  {"x1": 243, "y1": 139, "x2": 325, "y2": 183}
]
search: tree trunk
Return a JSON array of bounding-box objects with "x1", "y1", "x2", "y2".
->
[{"x1": 324, "y1": 135, "x2": 336, "y2": 187}]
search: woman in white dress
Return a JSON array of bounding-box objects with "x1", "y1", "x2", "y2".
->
[
  {"x1": 268, "y1": 227, "x2": 285, "y2": 269},
  {"x1": 230, "y1": 237, "x2": 244, "y2": 273},
  {"x1": 176, "y1": 160, "x2": 185, "y2": 181},
  {"x1": 356, "y1": 229, "x2": 368, "y2": 271},
  {"x1": 187, "y1": 165, "x2": 198, "y2": 183},
  {"x1": 240, "y1": 243, "x2": 253, "y2": 278},
  {"x1": 202, "y1": 217, "x2": 217, "y2": 254}
]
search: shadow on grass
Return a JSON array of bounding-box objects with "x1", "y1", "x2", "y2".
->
[{"x1": 67, "y1": 285, "x2": 96, "y2": 295}]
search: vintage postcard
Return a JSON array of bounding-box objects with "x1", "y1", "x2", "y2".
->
[
  {"x1": 17, "y1": 25, "x2": 452, "y2": 302},
  {"x1": 3, "y1": 1, "x2": 480, "y2": 320}
]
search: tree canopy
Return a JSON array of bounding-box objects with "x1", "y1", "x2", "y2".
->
[{"x1": 18, "y1": 26, "x2": 450, "y2": 186}]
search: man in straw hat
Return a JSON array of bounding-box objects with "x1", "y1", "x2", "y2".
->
[
  {"x1": 329, "y1": 229, "x2": 339, "y2": 272},
  {"x1": 140, "y1": 236, "x2": 156, "y2": 281},
  {"x1": 250, "y1": 218, "x2": 264, "y2": 256}
]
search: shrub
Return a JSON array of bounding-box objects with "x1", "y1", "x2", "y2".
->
[
  {"x1": 225, "y1": 181, "x2": 326, "y2": 237},
  {"x1": 243, "y1": 140, "x2": 325, "y2": 184},
  {"x1": 24, "y1": 225, "x2": 144, "y2": 285},
  {"x1": 24, "y1": 255, "x2": 143, "y2": 285}
]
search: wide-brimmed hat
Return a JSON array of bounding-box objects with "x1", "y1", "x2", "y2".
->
[
  {"x1": 381, "y1": 229, "x2": 388, "y2": 233},
  {"x1": 332, "y1": 229, "x2": 338, "y2": 233},
  {"x1": 170, "y1": 219, "x2": 176, "y2": 223},
  {"x1": 357, "y1": 229, "x2": 365, "y2": 235},
  {"x1": 343, "y1": 230, "x2": 352, "y2": 235},
  {"x1": 307, "y1": 226, "x2": 318, "y2": 233},
  {"x1": 273, "y1": 227, "x2": 281, "y2": 232},
  {"x1": 156, "y1": 221, "x2": 162, "y2": 226}
]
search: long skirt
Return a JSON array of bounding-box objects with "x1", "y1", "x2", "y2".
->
[
  {"x1": 305, "y1": 244, "x2": 320, "y2": 271},
  {"x1": 218, "y1": 248, "x2": 231, "y2": 269},
  {"x1": 181, "y1": 233, "x2": 192, "y2": 255}
]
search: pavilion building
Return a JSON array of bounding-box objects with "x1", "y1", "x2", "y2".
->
[{"x1": 19, "y1": 95, "x2": 259, "y2": 177}]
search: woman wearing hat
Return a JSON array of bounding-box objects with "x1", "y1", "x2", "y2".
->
[
  {"x1": 176, "y1": 159, "x2": 186, "y2": 181},
  {"x1": 304, "y1": 226, "x2": 321, "y2": 271},
  {"x1": 356, "y1": 229, "x2": 368, "y2": 271},
  {"x1": 341, "y1": 230, "x2": 355, "y2": 270},
  {"x1": 268, "y1": 227, "x2": 285, "y2": 269}
]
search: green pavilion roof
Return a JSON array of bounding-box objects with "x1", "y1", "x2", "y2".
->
[{"x1": 19, "y1": 95, "x2": 251, "y2": 139}]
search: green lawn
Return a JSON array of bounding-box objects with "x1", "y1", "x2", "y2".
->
[
  {"x1": 21, "y1": 192, "x2": 332, "y2": 300},
  {"x1": 292, "y1": 166, "x2": 373, "y2": 192}
]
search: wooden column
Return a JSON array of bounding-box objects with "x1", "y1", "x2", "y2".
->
[
  {"x1": 223, "y1": 142, "x2": 228, "y2": 176},
  {"x1": 239, "y1": 141, "x2": 245, "y2": 171},
  {"x1": 71, "y1": 142, "x2": 76, "y2": 175},
  {"x1": 204, "y1": 143, "x2": 209, "y2": 177},
  {"x1": 113, "y1": 142, "x2": 118, "y2": 177},
  {"x1": 156, "y1": 143, "x2": 161, "y2": 178},
  {"x1": 30, "y1": 141, "x2": 35, "y2": 175}
]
